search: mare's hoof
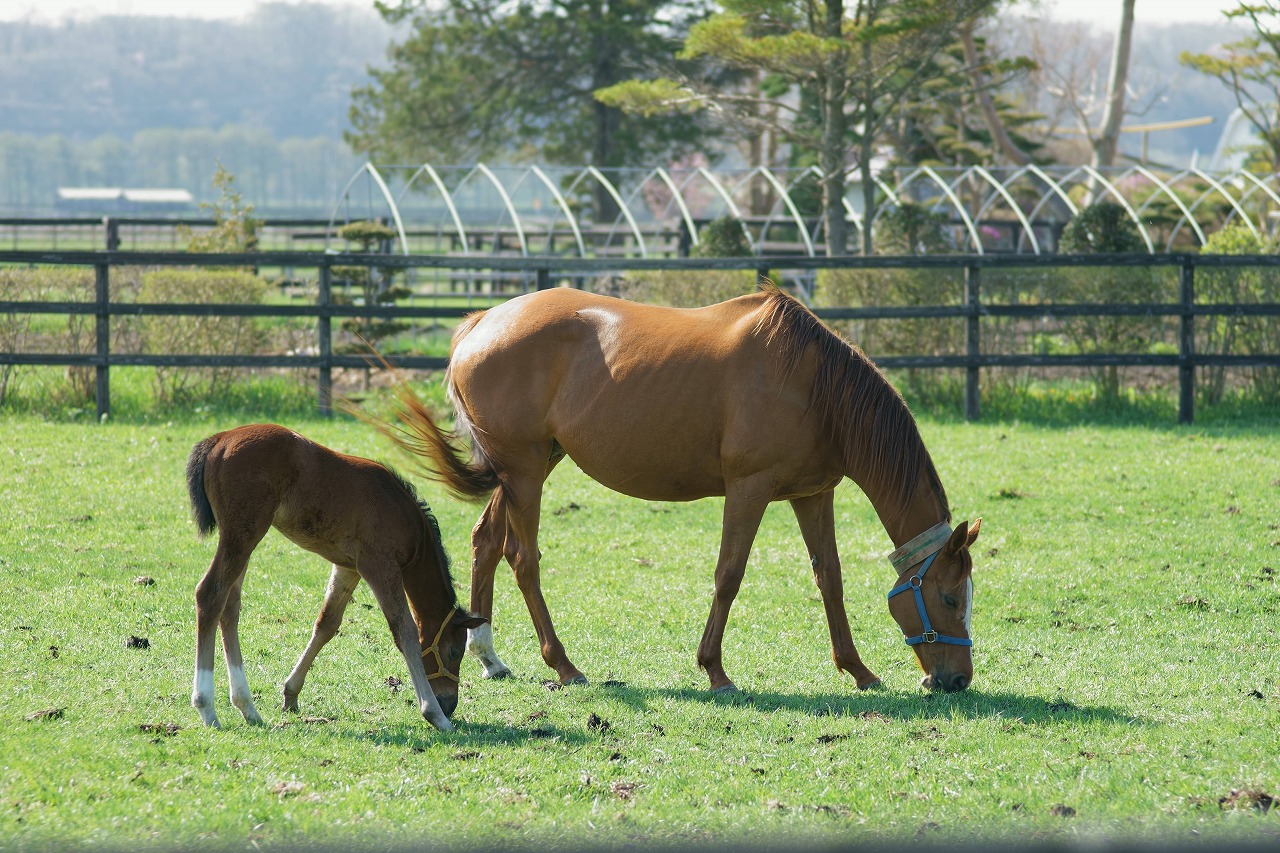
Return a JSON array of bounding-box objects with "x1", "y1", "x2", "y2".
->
[
  {"x1": 282, "y1": 696, "x2": 300, "y2": 713},
  {"x1": 711, "y1": 682, "x2": 739, "y2": 695},
  {"x1": 857, "y1": 678, "x2": 883, "y2": 691},
  {"x1": 485, "y1": 667, "x2": 514, "y2": 680},
  {"x1": 562, "y1": 674, "x2": 589, "y2": 686}
]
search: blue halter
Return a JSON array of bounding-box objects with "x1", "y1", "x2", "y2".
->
[{"x1": 886, "y1": 550, "x2": 973, "y2": 647}]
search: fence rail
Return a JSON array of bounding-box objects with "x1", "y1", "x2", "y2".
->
[{"x1": 3, "y1": 250, "x2": 1280, "y2": 423}]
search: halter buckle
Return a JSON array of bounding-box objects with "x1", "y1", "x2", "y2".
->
[
  {"x1": 909, "y1": 575, "x2": 923, "y2": 589},
  {"x1": 922, "y1": 631, "x2": 938, "y2": 644}
]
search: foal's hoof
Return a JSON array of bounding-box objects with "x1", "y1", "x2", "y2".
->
[
  {"x1": 484, "y1": 667, "x2": 514, "y2": 680},
  {"x1": 711, "y1": 682, "x2": 739, "y2": 695},
  {"x1": 857, "y1": 678, "x2": 883, "y2": 691},
  {"x1": 282, "y1": 695, "x2": 300, "y2": 713},
  {"x1": 562, "y1": 674, "x2": 589, "y2": 687}
]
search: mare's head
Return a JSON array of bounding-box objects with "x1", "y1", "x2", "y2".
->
[
  {"x1": 886, "y1": 519, "x2": 981, "y2": 692},
  {"x1": 420, "y1": 606, "x2": 487, "y2": 717}
]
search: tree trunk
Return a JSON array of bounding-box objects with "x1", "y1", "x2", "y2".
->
[
  {"x1": 960, "y1": 19, "x2": 1032, "y2": 166},
  {"x1": 1092, "y1": 0, "x2": 1136, "y2": 169},
  {"x1": 821, "y1": 0, "x2": 849, "y2": 256},
  {"x1": 590, "y1": 3, "x2": 620, "y2": 223}
]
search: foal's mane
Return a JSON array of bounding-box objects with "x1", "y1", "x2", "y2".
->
[
  {"x1": 753, "y1": 286, "x2": 949, "y2": 522},
  {"x1": 385, "y1": 465, "x2": 458, "y2": 608}
]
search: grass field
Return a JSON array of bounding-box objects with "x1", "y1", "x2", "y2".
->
[{"x1": 1, "y1": 392, "x2": 1278, "y2": 850}]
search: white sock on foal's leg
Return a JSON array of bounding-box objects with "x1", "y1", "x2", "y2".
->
[
  {"x1": 227, "y1": 664, "x2": 263, "y2": 725},
  {"x1": 192, "y1": 667, "x2": 220, "y2": 728}
]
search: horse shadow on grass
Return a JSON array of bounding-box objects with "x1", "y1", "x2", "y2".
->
[
  {"x1": 583, "y1": 680, "x2": 1146, "y2": 728},
  {"x1": 353, "y1": 719, "x2": 593, "y2": 751}
]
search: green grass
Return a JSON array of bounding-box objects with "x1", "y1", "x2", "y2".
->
[{"x1": 1, "y1": 397, "x2": 1279, "y2": 850}]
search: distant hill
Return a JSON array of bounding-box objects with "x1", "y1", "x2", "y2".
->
[
  {"x1": 0, "y1": 2, "x2": 398, "y2": 140},
  {"x1": 0, "y1": 6, "x2": 1259, "y2": 215}
]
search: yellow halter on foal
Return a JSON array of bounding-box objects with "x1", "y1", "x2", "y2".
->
[{"x1": 421, "y1": 608, "x2": 458, "y2": 681}]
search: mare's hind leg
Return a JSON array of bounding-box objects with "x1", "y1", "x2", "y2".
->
[
  {"x1": 696, "y1": 477, "x2": 770, "y2": 693},
  {"x1": 220, "y1": 574, "x2": 264, "y2": 724},
  {"x1": 282, "y1": 564, "x2": 361, "y2": 712},
  {"x1": 790, "y1": 491, "x2": 880, "y2": 689},
  {"x1": 192, "y1": 525, "x2": 269, "y2": 728},
  {"x1": 358, "y1": 557, "x2": 453, "y2": 731},
  {"x1": 501, "y1": 463, "x2": 585, "y2": 685},
  {"x1": 465, "y1": 492, "x2": 514, "y2": 679}
]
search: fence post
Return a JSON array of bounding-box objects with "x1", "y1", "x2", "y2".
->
[
  {"x1": 1179, "y1": 259, "x2": 1195, "y2": 425},
  {"x1": 102, "y1": 217, "x2": 119, "y2": 252},
  {"x1": 964, "y1": 262, "x2": 981, "y2": 421},
  {"x1": 318, "y1": 263, "x2": 333, "y2": 416},
  {"x1": 536, "y1": 266, "x2": 550, "y2": 291},
  {"x1": 94, "y1": 263, "x2": 110, "y2": 419}
]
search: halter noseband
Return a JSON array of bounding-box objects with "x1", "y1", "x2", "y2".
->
[
  {"x1": 886, "y1": 523, "x2": 972, "y2": 648},
  {"x1": 421, "y1": 608, "x2": 459, "y2": 682}
]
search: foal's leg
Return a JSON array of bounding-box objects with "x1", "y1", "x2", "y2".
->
[
  {"x1": 282, "y1": 564, "x2": 361, "y2": 712},
  {"x1": 502, "y1": 467, "x2": 585, "y2": 685},
  {"x1": 696, "y1": 477, "x2": 771, "y2": 694},
  {"x1": 220, "y1": 574, "x2": 264, "y2": 724},
  {"x1": 192, "y1": 529, "x2": 267, "y2": 728},
  {"x1": 790, "y1": 491, "x2": 881, "y2": 689},
  {"x1": 465, "y1": 492, "x2": 514, "y2": 679},
  {"x1": 359, "y1": 557, "x2": 453, "y2": 731}
]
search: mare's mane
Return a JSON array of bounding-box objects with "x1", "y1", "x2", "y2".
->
[
  {"x1": 384, "y1": 464, "x2": 458, "y2": 608},
  {"x1": 753, "y1": 286, "x2": 949, "y2": 522}
]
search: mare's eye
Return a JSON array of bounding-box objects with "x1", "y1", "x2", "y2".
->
[{"x1": 942, "y1": 594, "x2": 958, "y2": 609}]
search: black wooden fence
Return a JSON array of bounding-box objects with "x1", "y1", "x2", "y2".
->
[{"x1": 2, "y1": 249, "x2": 1280, "y2": 423}]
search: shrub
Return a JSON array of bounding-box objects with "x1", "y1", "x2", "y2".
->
[
  {"x1": 0, "y1": 268, "x2": 96, "y2": 406},
  {"x1": 1199, "y1": 224, "x2": 1280, "y2": 403},
  {"x1": 695, "y1": 216, "x2": 752, "y2": 258},
  {"x1": 138, "y1": 270, "x2": 268, "y2": 404},
  {"x1": 816, "y1": 203, "x2": 961, "y2": 401},
  {"x1": 610, "y1": 269, "x2": 758, "y2": 308},
  {"x1": 1054, "y1": 202, "x2": 1171, "y2": 402}
]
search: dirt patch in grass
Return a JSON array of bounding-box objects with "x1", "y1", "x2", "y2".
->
[{"x1": 1219, "y1": 789, "x2": 1274, "y2": 813}]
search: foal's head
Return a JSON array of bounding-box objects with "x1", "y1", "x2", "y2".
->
[
  {"x1": 886, "y1": 520, "x2": 981, "y2": 692},
  {"x1": 420, "y1": 606, "x2": 487, "y2": 717}
]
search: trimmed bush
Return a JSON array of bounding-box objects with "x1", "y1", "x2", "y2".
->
[
  {"x1": 1199, "y1": 224, "x2": 1280, "y2": 403},
  {"x1": 138, "y1": 269, "x2": 268, "y2": 404}
]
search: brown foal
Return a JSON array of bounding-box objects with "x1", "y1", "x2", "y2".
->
[{"x1": 186, "y1": 423, "x2": 484, "y2": 730}]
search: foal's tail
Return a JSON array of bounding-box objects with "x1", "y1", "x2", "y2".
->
[{"x1": 185, "y1": 435, "x2": 219, "y2": 538}]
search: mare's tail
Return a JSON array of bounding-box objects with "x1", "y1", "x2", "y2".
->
[
  {"x1": 353, "y1": 310, "x2": 501, "y2": 503},
  {"x1": 185, "y1": 435, "x2": 219, "y2": 537}
]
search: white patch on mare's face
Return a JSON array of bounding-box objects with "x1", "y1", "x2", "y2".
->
[{"x1": 963, "y1": 577, "x2": 973, "y2": 634}]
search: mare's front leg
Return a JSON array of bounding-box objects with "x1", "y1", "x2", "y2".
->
[
  {"x1": 790, "y1": 491, "x2": 880, "y2": 689},
  {"x1": 360, "y1": 557, "x2": 453, "y2": 731},
  {"x1": 282, "y1": 564, "x2": 361, "y2": 712},
  {"x1": 464, "y1": 491, "x2": 514, "y2": 679},
  {"x1": 502, "y1": 466, "x2": 585, "y2": 685},
  {"x1": 696, "y1": 478, "x2": 771, "y2": 693}
]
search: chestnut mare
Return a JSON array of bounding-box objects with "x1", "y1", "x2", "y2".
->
[
  {"x1": 186, "y1": 423, "x2": 485, "y2": 731},
  {"x1": 377, "y1": 286, "x2": 980, "y2": 694}
]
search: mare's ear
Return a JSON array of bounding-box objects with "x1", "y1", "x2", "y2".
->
[
  {"x1": 945, "y1": 518, "x2": 982, "y2": 555},
  {"x1": 456, "y1": 610, "x2": 488, "y2": 630}
]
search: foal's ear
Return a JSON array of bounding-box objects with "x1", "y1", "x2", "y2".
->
[
  {"x1": 455, "y1": 609, "x2": 488, "y2": 630},
  {"x1": 945, "y1": 518, "x2": 982, "y2": 555}
]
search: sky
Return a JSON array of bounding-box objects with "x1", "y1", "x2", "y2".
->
[{"x1": 0, "y1": 0, "x2": 1247, "y2": 26}]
